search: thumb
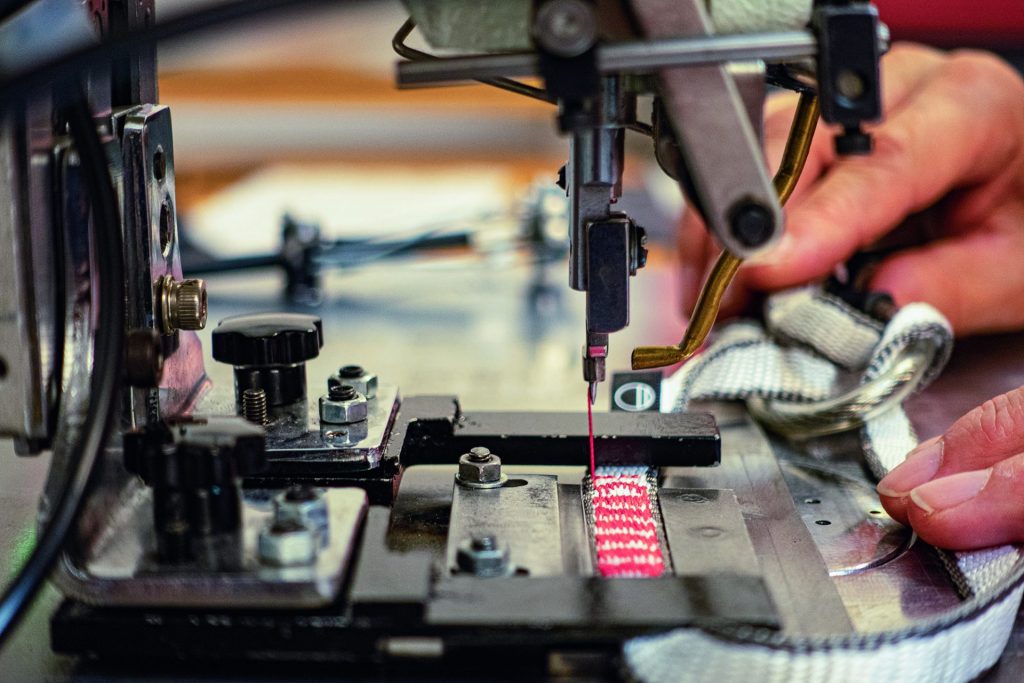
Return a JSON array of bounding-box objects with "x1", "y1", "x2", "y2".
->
[
  {"x1": 903, "y1": 452, "x2": 1024, "y2": 550},
  {"x1": 878, "y1": 387, "x2": 1024, "y2": 524}
]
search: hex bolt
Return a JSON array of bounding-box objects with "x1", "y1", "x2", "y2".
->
[
  {"x1": 241, "y1": 388, "x2": 268, "y2": 425},
  {"x1": 456, "y1": 534, "x2": 510, "y2": 577},
  {"x1": 472, "y1": 535, "x2": 497, "y2": 551},
  {"x1": 158, "y1": 275, "x2": 208, "y2": 334},
  {"x1": 338, "y1": 365, "x2": 364, "y2": 379},
  {"x1": 467, "y1": 447, "x2": 491, "y2": 462},
  {"x1": 274, "y1": 485, "x2": 329, "y2": 546},
  {"x1": 319, "y1": 387, "x2": 368, "y2": 425},
  {"x1": 456, "y1": 447, "x2": 507, "y2": 489},
  {"x1": 258, "y1": 518, "x2": 317, "y2": 567},
  {"x1": 330, "y1": 365, "x2": 378, "y2": 399},
  {"x1": 329, "y1": 384, "x2": 358, "y2": 401}
]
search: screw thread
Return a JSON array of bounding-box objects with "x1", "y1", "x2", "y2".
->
[
  {"x1": 329, "y1": 384, "x2": 358, "y2": 401},
  {"x1": 242, "y1": 388, "x2": 268, "y2": 425}
]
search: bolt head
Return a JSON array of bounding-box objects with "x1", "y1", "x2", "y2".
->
[
  {"x1": 274, "y1": 487, "x2": 329, "y2": 546},
  {"x1": 330, "y1": 368, "x2": 378, "y2": 399},
  {"x1": 729, "y1": 201, "x2": 775, "y2": 249},
  {"x1": 456, "y1": 535, "x2": 510, "y2": 577},
  {"x1": 258, "y1": 519, "x2": 317, "y2": 567},
  {"x1": 319, "y1": 391, "x2": 368, "y2": 424},
  {"x1": 457, "y1": 451, "x2": 503, "y2": 486},
  {"x1": 534, "y1": 0, "x2": 597, "y2": 57},
  {"x1": 467, "y1": 446, "x2": 492, "y2": 462}
]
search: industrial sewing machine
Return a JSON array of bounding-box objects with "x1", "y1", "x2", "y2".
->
[{"x1": 0, "y1": 0, "x2": 903, "y2": 676}]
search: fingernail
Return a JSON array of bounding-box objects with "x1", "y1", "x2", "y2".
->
[
  {"x1": 909, "y1": 468, "x2": 992, "y2": 514},
  {"x1": 876, "y1": 438, "x2": 944, "y2": 497}
]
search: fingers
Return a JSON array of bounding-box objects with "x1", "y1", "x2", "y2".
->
[
  {"x1": 879, "y1": 387, "x2": 1024, "y2": 524},
  {"x1": 745, "y1": 49, "x2": 1024, "y2": 291},
  {"x1": 903, "y1": 452, "x2": 1024, "y2": 549},
  {"x1": 761, "y1": 43, "x2": 947, "y2": 204},
  {"x1": 677, "y1": 209, "x2": 710, "y2": 314},
  {"x1": 869, "y1": 217, "x2": 1024, "y2": 335}
]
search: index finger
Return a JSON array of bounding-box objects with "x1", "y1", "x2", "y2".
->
[{"x1": 746, "y1": 50, "x2": 1024, "y2": 289}]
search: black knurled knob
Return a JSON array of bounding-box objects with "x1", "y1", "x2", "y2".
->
[
  {"x1": 211, "y1": 312, "x2": 324, "y2": 407},
  {"x1": 211, "y1": 312, "x2": 323, "y2": 367}
]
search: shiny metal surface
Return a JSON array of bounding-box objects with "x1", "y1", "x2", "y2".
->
[
  {"x1": 3, "y1": 255, "x2": 1024, "y2": 678},
  {"x1": 447, "y1": 474, "x2": 562, "y2": 577},
  {"x1": 748, "y1": 335, "x2": 942, "y2": 438},
  {"x1": 56, "y1": 487, "x2": 366, "y2": 608},
  {"x1": 208, "y1": 384, "x2": 400, "y2": 469},
  {"x1": 115, "y1": 104, "x2": 210, "y2": 426},
  {"x1": 0, "y1": 108, "x2": 52, "y2": 442},
  {"x1": 630, "y1": 0, "x2": 782, "y2": 259},
  {"x1": 395, "y1": 30, "x2": 820, "y2": 86}
]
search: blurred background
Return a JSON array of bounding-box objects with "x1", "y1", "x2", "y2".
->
[{"x1": 153, "y1": 0, "x2": 1024, "y2": 411}]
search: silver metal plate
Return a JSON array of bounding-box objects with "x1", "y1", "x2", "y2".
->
[
  {"x1": 198, "y1": 384, "x2": 400, "y2": 469},
  {"x1": 660, "y1": 487, "x2": 760, "y2": 577},
  {"x1": 56, "y1": 487, "x2": 367, "y2": 608},
  {"x1": 447, "y1": 473, "x2": 563, "y2": 577}
]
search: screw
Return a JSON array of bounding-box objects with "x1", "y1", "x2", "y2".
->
[
  {"x1": 456, "y1": 449, "x2": 505, "y2": 488},
  {"x1": 534, "y1": 0, "x2": 596, "y2": 57},
  {"x1": 158, "y1": 275, "x2": 208, "y2": 333},
  {"x1": 729, "y1": 201, "x2": 775, "y2": 249},
  {"x1": 471, "y1": 534, "x2": 497, "y2": 551},
  {"x1": 284, "y1": 485, "x2": 318, "y2": 503},
  {"x1": 468, "y1": 447, "x2": 491, "y2": 462},
  {"x1": 836, "y1": 69, "x2": 866, "y2": 100},
  {"x1": 241, "y1": 388, "x2": 268, "y2": 425},
  {"x1": 455, "y1": 534, "x2": 510, "y2": 576},
  {"x1": 338, "y1": 365, "x2": 364, "y2": 379},
  {"x1": 329, "y1": 384, "x2": 358, "y2": 401}
]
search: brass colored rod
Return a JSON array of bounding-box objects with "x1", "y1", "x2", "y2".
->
[{"x1": 631, "y1": 92, "x2": 820, "y2": 370}]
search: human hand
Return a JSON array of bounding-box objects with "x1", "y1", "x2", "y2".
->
[
  {"x1": 877, "y1": 386, "x2": 1024, "y2": 549},
  {"x1": 678, "y1": 43, "x2": 1024, "y2": 335}
]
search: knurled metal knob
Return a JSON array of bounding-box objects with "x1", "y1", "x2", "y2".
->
[{"x1": 159, "y1": 275, "x2": 208, "y2": 333}]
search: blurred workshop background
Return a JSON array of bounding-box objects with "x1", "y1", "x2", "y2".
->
[{"x1": 154, "y1": 0, "x2": 1024, "y2": 413}]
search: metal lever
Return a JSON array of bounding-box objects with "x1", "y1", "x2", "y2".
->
[{"x1": 632, "y1": 91, "x2": 821, "y2": 370}]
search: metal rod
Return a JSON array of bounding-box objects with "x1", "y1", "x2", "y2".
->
[
  {"x1": 392, "y1": 18, "x2": 553, "y2": 102},
  {"x1": 631, "y1": 92, "x2": 820, "y2": 371},
  {"x1": 396, "y1": 30, "x2": 817, "y2": 88}
]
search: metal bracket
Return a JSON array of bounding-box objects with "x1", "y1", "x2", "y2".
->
[{"x1": 629, "y1": 0, "x2": 782, "y2": 256}]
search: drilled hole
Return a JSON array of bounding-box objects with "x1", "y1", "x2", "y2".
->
[
  {"x1": 159, "y1": 197, "x2": 174, "y2": 256},
  {"x1": 815, "y1": 520, "x2": 832, "y2": 526},
  {"x1": 804, "y1": 498, "x2": 821, "y2": 505},
  {"x1": 153, "y1": 147, "x2": 166, "y2": 183}
]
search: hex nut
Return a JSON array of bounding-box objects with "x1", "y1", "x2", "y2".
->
[
  {"x1": 331, "y1": 366, "x2": 378, "y2": 399},
  {"x1": 274, "y1": 486, "x2": 329, "y2": 545},
  {"x1": 319, "y1": 391, "x2": 368, "y2": 424},
  {"x1": 258, "y1": 519, "x2": 317, "y2": 567},
  {"x1": 455, "y1": 535, "x2": 510, "y2": 577},
  {"x1": 456, "y1": 450, "x2": 506, "y2": 488}
]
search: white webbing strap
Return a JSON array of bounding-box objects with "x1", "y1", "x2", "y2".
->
[{"x1": 628, "y1": 286, "x2": 1024, "y2": 683}]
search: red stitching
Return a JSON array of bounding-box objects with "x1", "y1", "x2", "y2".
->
[{"x1": 591, "y1": 475, "x2": 665, "y2": 577}]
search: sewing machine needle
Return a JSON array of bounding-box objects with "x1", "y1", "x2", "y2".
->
[{"x1": 587, "y1": 386, "x2": 596, "y2": 480}]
